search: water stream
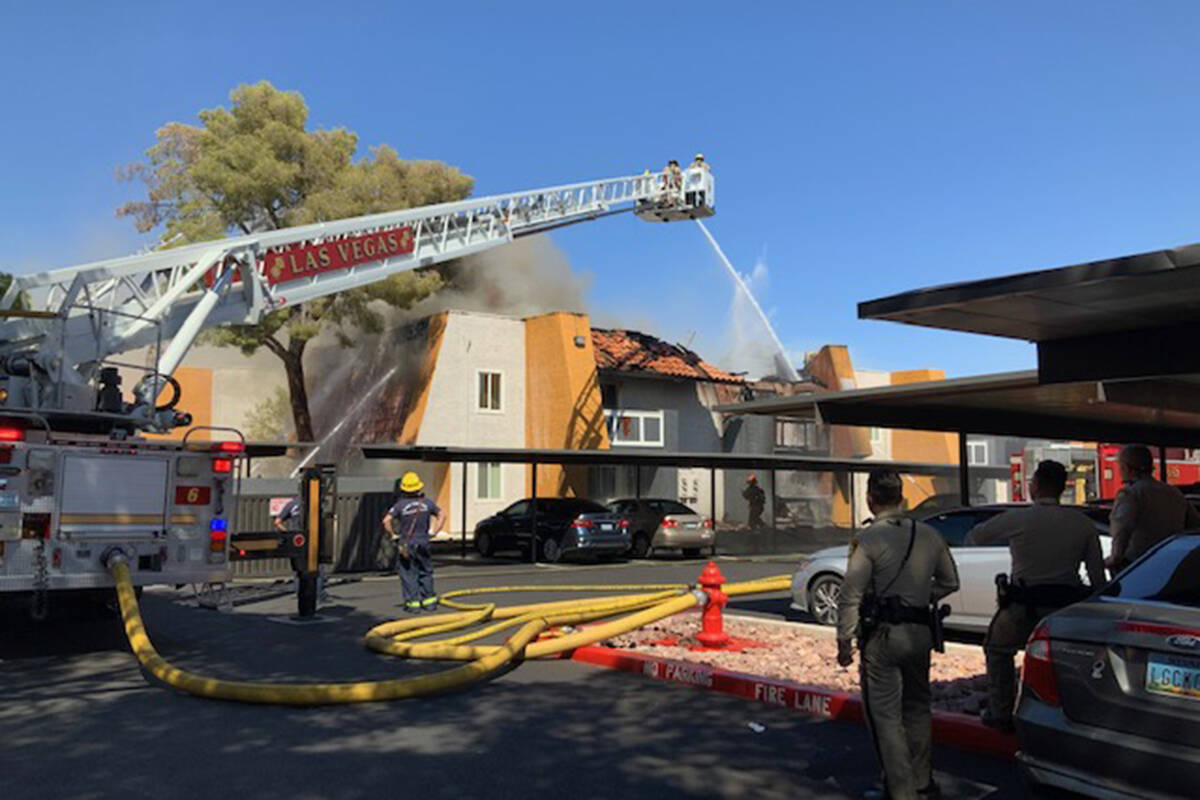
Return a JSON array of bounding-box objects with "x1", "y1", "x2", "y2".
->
[
  {"x1": 695, "y1": 220, "x2": 799, "y2": 382},
  {"x1": 290, "y1": 364, "x2": 400, "y2": 477}
]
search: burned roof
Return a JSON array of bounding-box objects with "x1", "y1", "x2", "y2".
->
[{"x1": 591, "y1": 328, "x2": 743, "y2": 384}]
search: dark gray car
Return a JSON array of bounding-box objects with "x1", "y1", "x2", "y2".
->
[{"x1": 1016, "y1": 534, "x2": 1200, "y2": 798}]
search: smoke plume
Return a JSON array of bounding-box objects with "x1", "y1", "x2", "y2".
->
[{"x1": 299, "y1": 235, "x2": 592, "y2": 473}]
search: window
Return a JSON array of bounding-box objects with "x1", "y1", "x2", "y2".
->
[
  {"x1": 1101, "y1": 536, "x2": 1200, "y2": 607},
  {"x1": 869, "y1": 427, "x2": 885, "y2": 445},
  {"x1": 477, "y1": 371, "x2": 502, "y2": 412},
  {"x1": 600, "y1": 383, "x2": 618, "y2": 408},
  {"x1": 476, "y1": 462, "x2": 501, "y2": 500},
  {"x1": 503, "y1": 500, "x2": 530, "y2": 517},
  {"x1": 926, "y1": 510, "x2": 999, "y2": 547},
  {"x1": 967, "y1": 440, "x2": 989, "y2": 466},
  {"x1": 605, "y1": 410, "x2": 664, "y2": 447},
  {"x1": 776, "y1": 419, "x2": 817, "y2": 449}
]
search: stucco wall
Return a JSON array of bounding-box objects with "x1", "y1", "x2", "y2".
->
[{"x1": 416, "y1": 311, "x2": 528, "y2": 532}]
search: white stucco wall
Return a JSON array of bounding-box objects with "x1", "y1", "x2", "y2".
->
[{"x1": 417, "y1": 312, "x2": 527, "y2": 532}]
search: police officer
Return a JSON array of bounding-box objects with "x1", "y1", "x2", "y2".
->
[
  {"x1": 382, "y1": 472, "x2": 445, "y2": 613},
  {"x1": 836, "y1": 469, "x2": 960, "y2": 800},
  {"x1": 965, "y1": 460, "x2": 1105, "y2": 732},
  {"x1": 1108, "y1": 444, "x2": 1200, "y2": 575}
]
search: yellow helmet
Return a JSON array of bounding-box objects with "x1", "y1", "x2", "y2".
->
[{"x1": 400, "y1": 471, "x2": 424, "y2": 493}]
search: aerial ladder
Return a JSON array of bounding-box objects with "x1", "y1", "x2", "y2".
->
[
  {"x1": 0, "y1": 166, "x2": 713, "y2": 433},
  {"x1": 0, "y1": 163, "x2": 714, "y2": 611}
]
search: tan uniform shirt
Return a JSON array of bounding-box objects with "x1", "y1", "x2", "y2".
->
[
  {"x1": 837, "y1": 509, "x2": 960, "y2": 643},
  {"x1": 1110, "y1": 478, "x2": 1200, "y2": 565},
  {"x1": 965, "y1": 498, "x2": 1105, "y2": 587}
]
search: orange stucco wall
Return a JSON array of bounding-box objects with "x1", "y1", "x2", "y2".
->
[
  {"x1": 888, "y1": 369, "x2": 957, "y2": 507},
  {"x1": 398, "y1": 313, "x2": 448, "y2": 445},
  {"x1": 147, "y1": 366, "x2": 213, "y2": 442},
  {"x1": 524, "y1": 312, "x2": 610, "y2": 497}
]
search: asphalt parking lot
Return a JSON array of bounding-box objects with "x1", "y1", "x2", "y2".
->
[{"x1": 0, "y1": 558, "x2": 1022, "y2": 800}]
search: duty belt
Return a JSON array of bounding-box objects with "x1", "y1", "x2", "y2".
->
[{"x1": 996, "y1": 575, "x2": 1091, "y2": 611}]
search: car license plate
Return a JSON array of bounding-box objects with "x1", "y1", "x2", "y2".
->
[
  {"x1": 685, "y1": 522, "x2": 698, "y2": 529},
  {"x1": 1146, "y1": 654, "x2": 1200, "y2": 701},
  {"x1": 600, "y1": 523, "x2": 613, "y2": 531}
]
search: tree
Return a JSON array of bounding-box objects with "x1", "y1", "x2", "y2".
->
[{"x1": 118, "y1": 82, "x2": 473, "y2": 440}]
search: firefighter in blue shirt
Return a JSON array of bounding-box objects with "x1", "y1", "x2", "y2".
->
[{"x1": 382, "y1": 472, "x2": 446, "y2": 612}]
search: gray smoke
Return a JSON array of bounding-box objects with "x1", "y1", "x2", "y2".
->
[{"x1": 301, "y1": 235, "x2": 592, "y2": 473}]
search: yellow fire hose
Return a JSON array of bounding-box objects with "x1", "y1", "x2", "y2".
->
[{"x1": 108, "y1": 558, "x2": 790, "y2": 706}]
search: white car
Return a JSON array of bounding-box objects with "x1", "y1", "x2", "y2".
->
[{"x1": 790, "y1": 504, "x2": 1112, "y2": 632}]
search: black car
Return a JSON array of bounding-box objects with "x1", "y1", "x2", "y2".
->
[
  {"x1": 1016, "y1": 534, "x2": 1200, "y2": 798},
  {"x1": 473, "y1": 498, "x2": 630, "y2": 563}
]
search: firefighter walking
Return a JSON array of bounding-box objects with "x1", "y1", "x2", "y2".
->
[
  {"x1": 836, "y1": 469, "x2": 960, "y2": 800},
  {"x1": 382, "y1": 472, "x2": 446, "y2": 613},
  {"x1": 965, "y1": 460, "x2": 1105, "y2": 732}
]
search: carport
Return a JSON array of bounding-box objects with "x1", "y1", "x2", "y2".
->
[
  {"x1": 361, "y1": 445, "x2": 1007, "y2": 559},
  {"x1": 718, "y1": 239, "x2": 1200, "y2": 497}
]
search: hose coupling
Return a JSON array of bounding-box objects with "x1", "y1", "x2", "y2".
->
[{"x1": 101, "y1": 546, "x2": 132, "y2": 570}]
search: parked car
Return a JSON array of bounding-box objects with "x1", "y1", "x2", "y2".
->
[
  {"x1": 607, "y1": 498, "x2": 715, "y2": 558},
  {"x1": 790, "y1": 504, "x2": 1113, "y2": 630},
  {"x1": 904, "y1": 492, "x2": 987, "y2": 517},
  {"x1": 1016, "y1": 534, "x2": 1200, "y2": 799},
  {"x1": 473, "y1": 498, "x2": 629, "y2": 563}
]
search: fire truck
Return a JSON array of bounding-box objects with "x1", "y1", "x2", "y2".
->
[
  {"x1": 1009, "y1": 442, "x2": 1200, "y2": 503},
  {"x1": 0, "y1": 165, "x2": 715, "y2": 616}
]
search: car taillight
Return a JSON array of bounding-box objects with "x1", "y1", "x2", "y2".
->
[
  {"x1": 619, "y1": 519, "x2": 629, "y2": 530},
  {"x1": 213, "y1": 440, "x2": 244, "y2": 454},
  {"x1": 1020, "y1": 622, "x2": 1060, "y2": 706},
  {"x1": 702, "y1": 519, "x2": 713, "y2": 529},
  {"x1": 0, "y1": 427, "x2": 24, "y2": 442},
  {"x1": 573, "y1": 518, "x2": 594, "y2": 529},
  {"x1": 661, "y1": 519, "x2": 678, "y2": 528},
  {"x1": 212, "y1": 457, "x2": 234, "y2": 474}
]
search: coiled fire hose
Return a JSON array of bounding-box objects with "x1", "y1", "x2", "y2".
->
[{"x1": 107, "y1": 555, "x2": 790, "y2": 706}]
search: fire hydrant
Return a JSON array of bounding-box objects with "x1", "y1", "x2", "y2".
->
[{"x1": 696, "y1": 560, "x2": 731, "y2": 648}]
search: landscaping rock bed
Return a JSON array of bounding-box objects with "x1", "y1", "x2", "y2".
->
[{"x1": 603, "y1": 613, "x2": 990, "y2": 715}]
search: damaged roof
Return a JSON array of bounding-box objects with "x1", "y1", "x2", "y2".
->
[{"x1": 591, "y1": 328, "x2": 744, "y2": 384}]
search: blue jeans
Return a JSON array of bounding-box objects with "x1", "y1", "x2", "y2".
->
[{"x1": 398, "y1": 544, "x2": 435, "y2": 605}]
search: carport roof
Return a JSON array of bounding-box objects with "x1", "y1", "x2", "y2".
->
[
  {"x1": 858, "y1": 241, "x2": 1200, "y2": 341},
  {"x1": 359, "y1": 444, "x2": 1007, "y2": 479},
  {"x1": 715, "y1": 370, "x2": 1200, "y2": 448}
]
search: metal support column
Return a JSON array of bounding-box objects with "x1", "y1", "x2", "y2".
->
[
  {"x1": 847, "y1": 469, "x2": 855, "y2": 528},
  {"x1": 635, "y1": 464, "x2": 641, "y2": 499},
  {"x1": 958, "y1": 432, "x2": 971, "y2": 507},
  {"x1": 710, "y1": 466, "x2": 717, "y2": 524},
  {"x1": 1159, "y1": 446, "x2": 1169, "y2": 483},
  {"x1": 530, "y1": 461, "x2": 539, "y2": 563},
  {"x1": 770, "y1": 468, "x2": 777, "y2": 530},
  {"x1": 461, "y1": 461, "x2": 468, "y2": 559}
]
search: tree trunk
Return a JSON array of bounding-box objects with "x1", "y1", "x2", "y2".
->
[{"x1": 263, "y1": 334, "x2": 315, "y2": 442}]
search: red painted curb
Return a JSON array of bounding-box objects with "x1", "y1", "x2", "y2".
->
[{"x1": 569, "y1": 645, "x2": 1017, "y2": 760}]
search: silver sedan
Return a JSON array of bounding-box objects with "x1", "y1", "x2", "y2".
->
[{"x1": 790, "y1": 505, "x2": 1111, "y2": 631}]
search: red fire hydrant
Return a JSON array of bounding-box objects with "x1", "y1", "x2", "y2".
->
[{"x1": 696, "y1": 560, "x2": 731, "y2": 648}]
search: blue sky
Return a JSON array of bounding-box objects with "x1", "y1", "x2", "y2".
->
[{"x1": 3, "y1": 2, "x2": 1199, "y2": 377}]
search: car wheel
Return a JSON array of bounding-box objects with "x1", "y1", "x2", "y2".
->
[
  {"x1": 808, "y1": 574, "x2": 842, "y2": 626},
  {"x1": 682, "y1": 547, "x2": 702, "y2": 559},
  {"x1": 631, "y1": 532, "x2": 652, "y2": 559},
  {"x1": 540, "y1": 537, "x2": 562, "y2": 564},
  {"x1": 474, "y1": 530, "x2": 494, "y2": 558}
]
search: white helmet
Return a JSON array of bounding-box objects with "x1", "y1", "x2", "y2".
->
[{"x1": 694, "y1": 153, "x2": 705, "y2": 161}]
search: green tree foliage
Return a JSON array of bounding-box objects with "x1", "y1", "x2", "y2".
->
[{"x1": 118, "y1": 82, "x2": 473, "y2": 441}]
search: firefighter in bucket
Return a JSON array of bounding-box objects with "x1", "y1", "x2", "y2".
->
[{"x1": 383, "y1": 472, "x2": 446, "y2": 613}]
